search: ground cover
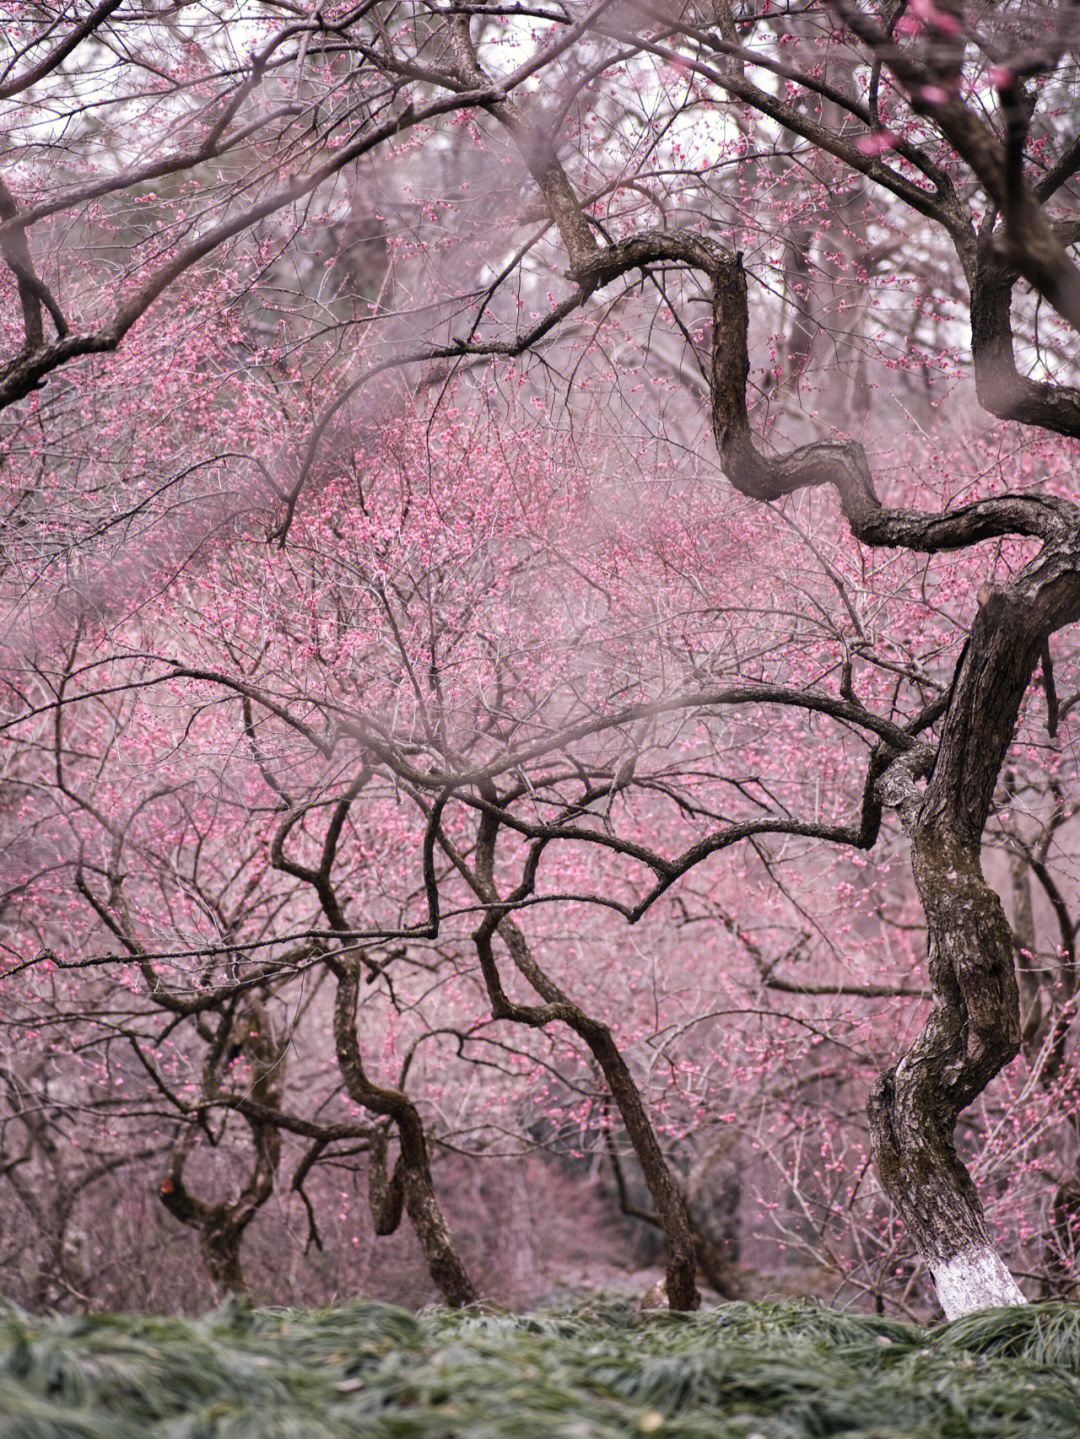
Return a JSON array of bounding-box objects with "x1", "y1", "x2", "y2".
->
[{"x1": 3, "y1": 1297, "x2": 1080, "y2": 1438}]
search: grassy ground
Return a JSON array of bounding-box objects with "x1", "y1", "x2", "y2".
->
[{"x1": 3, "y1": 1296, "x2": 1080, "y2": 1438}]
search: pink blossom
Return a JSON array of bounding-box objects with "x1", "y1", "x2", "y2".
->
[{"x1": 855, "y1": 131, "x2": 899, "y2": 156}]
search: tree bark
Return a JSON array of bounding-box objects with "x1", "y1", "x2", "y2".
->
[
  {"x1": 865, "y1": 832, "x2": 1028, "y2": 1317},
  {"x1": 201, "y1": 1210, "x2": 248, "y2": 1294},
  {"x1": 159, "y1": 999, "x2": 285, "y2": 1297},
  {"x1": 869, "y1": 581, "x2": 1080, "y2": 1315},
  {"x1": 608, "y1": 1132, "x2": 744, "y2": 1299},
  {"x1": 472, "y1": 918, "x2": 702, "y2": 1309},
  {"x1": 586, "y1": 1024, "x2": 702, "y2": 1310},
  {"x1": 328, "y1": 954, "x2": 478, "y2": 1307}
]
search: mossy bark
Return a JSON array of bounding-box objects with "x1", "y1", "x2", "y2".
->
[{"x1": 868, "y1": 581, "x2": 1080, "y2": 1315}]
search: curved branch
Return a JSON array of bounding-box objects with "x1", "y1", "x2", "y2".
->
[
  {"x1": 970, "y1": 251, "x2": 1080, "y2": 436},
  {"x1": 709, "y1": 247, "x2": 1079, "y2": 545}
]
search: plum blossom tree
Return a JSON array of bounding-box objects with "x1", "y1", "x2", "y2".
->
[{"x1": 3, "y1": 0, "x2": 1080, "y2": 1320}]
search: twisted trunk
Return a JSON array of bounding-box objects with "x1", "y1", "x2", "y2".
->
[
  {"x1": 867, "y1": 580, "x2": 1080, "y2": 1314},
  {"x1": 328, "y1": 955, "x2": 478, "y2": 1307},
  {"x1": 160, "y1": 1000, "x2": 285, "y2": 1296},
  {"x1": 865, "y1": 831, "x2": 1026, "y2": 1317},
  {"x1": 704, "y1": 247, "x2": 1080, "y2": 1316}
]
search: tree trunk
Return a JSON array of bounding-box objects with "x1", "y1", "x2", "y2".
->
[
  {"x1": 587, "y1": 1026, "x2": 701, "y2": 1310},
  {"x1": 329, "y1": 955, "x2": 478, "y2": 1307},
  {"x1": 460, "y1": 802, "x2": 701, "y2": 1310},
  {"x1": 865, "y1": 835, "x2": 1027, "y2": 1318},
  {"x1": 202, "y1": 1211, "x2": 247, "y2": 1294},
  {"x1": 868, "y1": 587, "x2": 1056, "y2": 1318},
  {"x1": 471, "y1": 890, "x2": 700, "y2": 1309},
  {"x1": 400, "y1": 1157, "x2": 478, "y2": 1308},
  {"x1": 363, "y1": 1116, "x2": 477, "y2": 1307},
  {"x1": 704, "y1": 242, "x2": 1080, "y2": 1317}
]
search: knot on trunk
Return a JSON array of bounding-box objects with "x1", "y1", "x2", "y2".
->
[{"x1": 875, "y1": 746, "x2": 934, "y2": 828}]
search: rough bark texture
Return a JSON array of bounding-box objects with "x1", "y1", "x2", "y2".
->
[
  {"x1": 200, "y1": 1212, "x2": 248, "y2": 1294},
  {"x1": 970, "y1": 253, "x2": 1080, "y2": 434},
  {"x1": 864, "y1": 827, "x2": 1026, "y2": 1314},
  {"x1": 932, "y1": 1247, "x2": 1028, "y2": 1319},
  {"x1": 865, "y1": 571, "x2": 1080, "y2": 1311}
]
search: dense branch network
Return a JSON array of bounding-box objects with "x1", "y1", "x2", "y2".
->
[{"x1": 4, "y1": 0, "x2": 1080, "y2": 1316}]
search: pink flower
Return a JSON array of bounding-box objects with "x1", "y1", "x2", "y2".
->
[
  {"x1": 856, "y1": 131, "x2": 899, "y2": 156},
  {"x1": 909, "y1": 0, "x2": 963, "y2": 32}
]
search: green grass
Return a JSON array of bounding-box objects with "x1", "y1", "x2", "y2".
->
[{"x1": 3, "y1": 1296, "x2": 1080, "y2": 1438}]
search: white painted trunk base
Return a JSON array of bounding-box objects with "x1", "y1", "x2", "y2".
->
[{"x1": 931, "y1": 1245, "x2": 1027, "y2": 1320}]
